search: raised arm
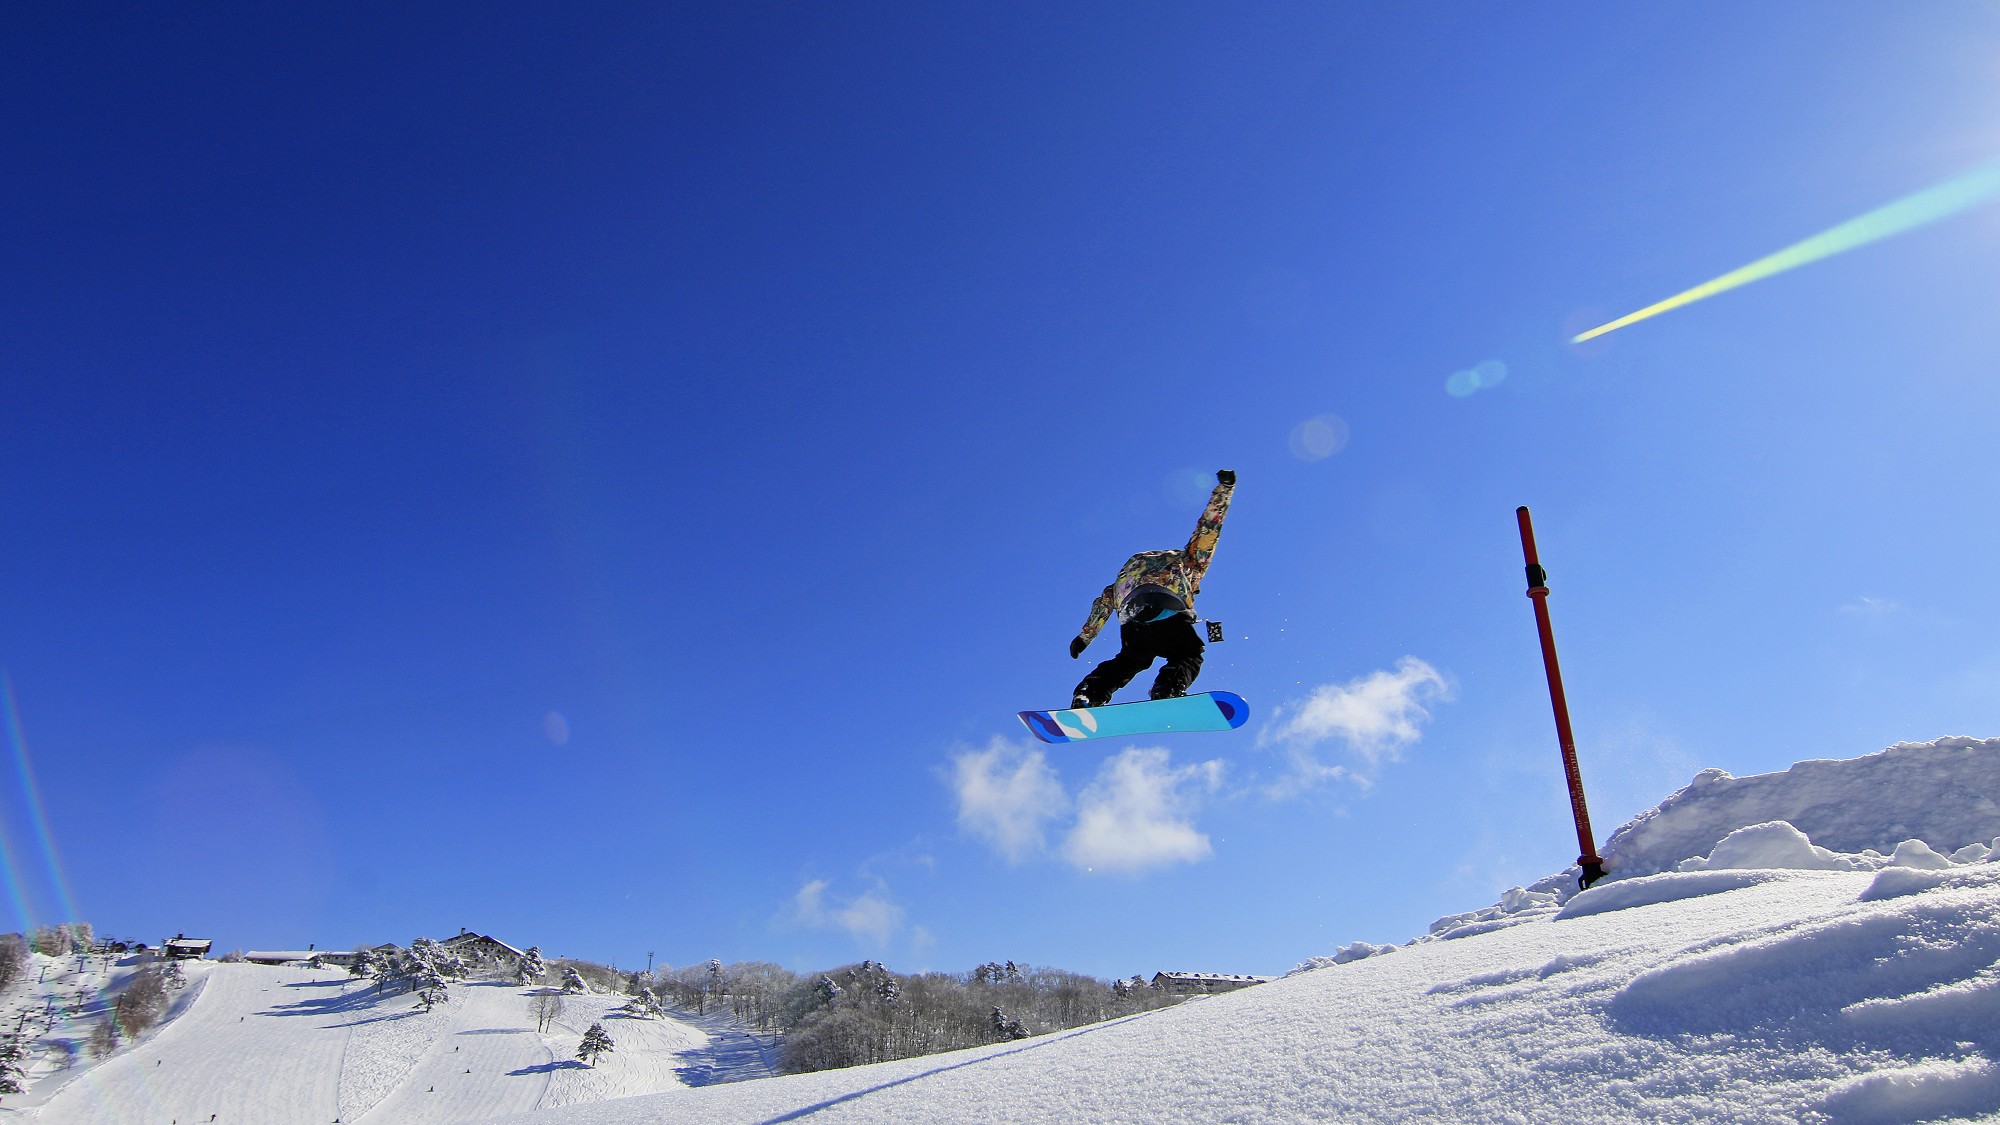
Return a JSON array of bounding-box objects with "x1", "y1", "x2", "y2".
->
[
  {"x1": 1181, "y1": 471, "x2": 1235, "y2": 590},
  {"x1": 1076, "y1": 582, "x2": 1117, "y2": 648}
]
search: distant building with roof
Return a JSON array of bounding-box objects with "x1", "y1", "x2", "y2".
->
[
  {"x1": 1150, "y1": 971, "x2": 1273, "y2": 996},
  {"x1": 439, "y1": 928, "x2": 524, "y2": 970},
  {"x1": 162, "y1": 935, "x2": 213, "y2": 960}
]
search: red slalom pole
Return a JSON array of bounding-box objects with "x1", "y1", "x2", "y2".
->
[{"x1": 1515, "y1": 506, "x2": 1606, "y2": 890}]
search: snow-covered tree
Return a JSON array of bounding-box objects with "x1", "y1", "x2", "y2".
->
[
  {"x1": 371, "y1": 949, "x2": 402, "y2": 995},
  {"x1": 576, "y1": 1022, "x2": 615, "y2": 1067},
  {"x1": 560, "y1": 966, "x2": 587, "y2": 994},
  {"x1": 160, "y1": 959, "x2": 187, "y2": 990},
  {"x1": 517, "y1": 946, "x2": 547, "y2": 986},
  {"x1": 407, "y1": 946, "x2": 451, "y2": 1011},
  {"x1": 973, "y1": 960, "x2": 1023, "y2": 985},
  {"x1": 409, "y1": 937, "x2": 466, "y2": 980},
  {"x1": 414, "y1": 976, "x2": 449, "y2": 1012},
  {"x1": 0, "y1": 1026, "x2": 27, "y2": 1095},
  {"x1": 990, "y1": 1006, "x2": 1028, "y2": 1041},
  {"x1": 622, "y1": 988, "x2": 663, "y2": 1019},
  {"x1": 349, "y1": 948, "x2": 377, "y2": 980}
]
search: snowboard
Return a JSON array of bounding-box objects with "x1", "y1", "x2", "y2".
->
[{"x1": 1016, "y1": 691, "x2": 1249, "y2": 744}]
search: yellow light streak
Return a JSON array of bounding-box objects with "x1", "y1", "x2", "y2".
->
[{"x1": 1573, "y1": 156, "x2": 2000, "y2": 343}]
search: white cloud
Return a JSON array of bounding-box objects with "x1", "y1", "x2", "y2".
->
[
  {"x1": 1062, "y1": 748, "x2": 1222, "y2": 874},
  {"x1": 1259, "y1": 657, "x2": 1451, "y2": 792},
  {"x1": 949, "y1": 738, "x2": 1070, "y2": 863},
  {"x1": 1840, "y1": 595, "x2": 1900, "y2": 616},
  {"x1": 792, "y1": 879, "x2": 904, "y2": 947}
]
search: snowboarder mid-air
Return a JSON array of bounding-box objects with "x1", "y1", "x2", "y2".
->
[{"x1": 1069, "y1": 469, "x2": 1236, "y2": 708}]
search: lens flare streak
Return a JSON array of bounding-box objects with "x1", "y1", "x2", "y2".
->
[
  {"x1": 1, "y1": 672, "x2": 82, "y2": 927},
  {"x1": 1573, "y1": 156, "x2": 2000, "y2": 343}
]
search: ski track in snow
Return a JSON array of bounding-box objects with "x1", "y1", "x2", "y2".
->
[
  {"x1": 33, "y1": 963, "x2": 350, "y2": 1124},
  {"x1": 20, "y1": 968, "x2": 720, "y2": 1125}
]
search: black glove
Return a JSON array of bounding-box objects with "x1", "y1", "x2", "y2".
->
[
  {"x1": 1069, "y1": 636, "x2": 1088, "y2": 659},
  {"x1": 1217, "y1": 469, "x2": 1236, "y2": 486}
]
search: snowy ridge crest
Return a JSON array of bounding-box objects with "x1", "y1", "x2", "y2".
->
[
  {"x1": 1601, "y1": 735, "x2": 2000, "y2": 878},
  {"x1": 1295, "y1": 735, "x2": 2000, "y2": 971}
]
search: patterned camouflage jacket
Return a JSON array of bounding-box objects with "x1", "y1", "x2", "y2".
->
[{"x1": 1077, "y1": 478, "x2": 1235, "y2": 646}]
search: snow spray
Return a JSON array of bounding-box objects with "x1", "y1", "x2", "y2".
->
[{"x1": 1514, "y1": 507, "x2": 1606, "y2": 889}]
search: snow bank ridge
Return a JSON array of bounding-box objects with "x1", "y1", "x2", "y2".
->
[
  {"x1": 1308, "y1": 735, "x2": 2000, "y2": 963},
  {"x1": 1602, "y1": 735, "x2": 2000, "y2": 878}
]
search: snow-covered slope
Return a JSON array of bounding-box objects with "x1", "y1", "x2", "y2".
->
[
  {"x1": 21, "y1": 966, "x2": 722, "y2": 1124},
  {"x1": 484, "y1": 735, "x2": 2000, "y2": 1124}
]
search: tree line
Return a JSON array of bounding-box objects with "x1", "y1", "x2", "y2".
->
[{"x1": 614, "y1": 957, "x2": 1182, "y2": 1075}]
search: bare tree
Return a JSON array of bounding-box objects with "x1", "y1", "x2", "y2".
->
[
  {"x1": 723, "y1": 962, "x2": 800, "y2": 1031},
  {"x1": 529, "y1": 990, "x2": 566, "y2": 1034},
  {"x1": 88, "y1": 1019, "x2": 120, "y2": 1059},
  {"x1": 0, "y1": 935, "x2": 27, "y2": 993},
  {"x1": 113, "y1": 967, "x2": 169, "y2": 1038},
  {"x1": 774, "y1": 958, "x2": 1184, "y2": 1075},
  {"x1": 31, "y1": 926, "x2": 71, "y2": 958}
]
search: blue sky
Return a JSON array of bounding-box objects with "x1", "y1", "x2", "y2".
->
[{"x1": 4, "y1": 2, "x2": 2000, "y2": 979}]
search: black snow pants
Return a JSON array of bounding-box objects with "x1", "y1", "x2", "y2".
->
[{"x1": 1074, "y1": 615, "x2": 1205, "y2": 706}]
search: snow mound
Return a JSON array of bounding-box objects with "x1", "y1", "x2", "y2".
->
[
  {"x1": 1421, "y1": 886, "x2": 1561, "y2": 941},
  {"x1": 1288, "y1": 940, "x2": 1397, "y2": 975},
  {"x1": 1554, "y1": 869, "x2": 1791, "y2": 919},
  {"x1": 1861, "y1": 864, "x2": 2000, "y2": 903},
  {"x1": 1676, "y1": 820, "x2": 1858, "y2": 871},
  {"x1": 1601, "y1": 736, "x2": 2000, "y2": 878}
]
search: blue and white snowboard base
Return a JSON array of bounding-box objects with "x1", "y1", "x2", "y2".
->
[{"x1": 1017, "y1": 691, "x2": 1249, "y2": 744}]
